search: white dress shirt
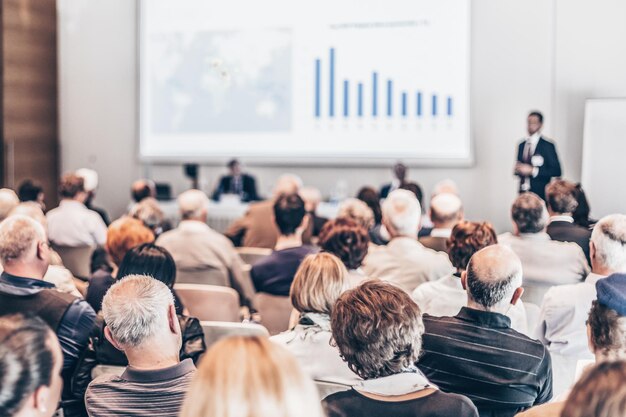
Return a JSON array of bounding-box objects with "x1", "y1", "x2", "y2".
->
[
  {"x1": 412, "y1": 274, "x2": 529, "y2": 335},
  {"x1": 362, "y1": 237, "x2": 454, "y2": 293},
  {"x1": 46, "y1": 200, "x2": 107, "y2": 247}
]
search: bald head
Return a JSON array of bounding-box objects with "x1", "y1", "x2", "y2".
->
[
  {"x1": 178, "y1": 189, "x2": 209, "y2": 221},
  {"x1": 273, "y1": 174, "x2": 302, "y2": 197},
  {"x1": 464, "y1": 245, "x2": 523, "y2": 312},
  {"x1": 0, "y1": 215, "x2": 49, "y2": 278},
  {"x1": 430, "y1": 193, "x2": 463, "y2": 227}
]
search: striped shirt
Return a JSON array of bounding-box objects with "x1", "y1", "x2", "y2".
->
[
  {"x1": 85, "y1": 359, "x2": 195, "y2": 417},
  {"x1": 417, "y1": 308, "x2": 552, "y2": 417}
]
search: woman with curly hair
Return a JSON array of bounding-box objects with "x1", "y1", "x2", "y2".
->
[
  {"x1": 319, "y1": 217, "x2": 371, "y2": 286},
  {"x1": 412, "y1": 221, "x2": 528, "y2": 333}
]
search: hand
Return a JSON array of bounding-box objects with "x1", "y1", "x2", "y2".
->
[{"x1": 515, "y1": 162, "x2": 534, "y2": 177}]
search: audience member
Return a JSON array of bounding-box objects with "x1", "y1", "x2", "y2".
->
[
  {"x1": 251, "y1": 193, "x2": 316, "y2": 295},
  {"x1": 572, "y1": 183, "x2": 596, "y2": 229},
  {"x1": 419, "y1": 192, "x2": 463, "y2": 252},
  {"x1": 545, "y1": 179, "x2": 593, "y2": 263},
  {"x1": 86, "y1": 275, "x2": 195, "y2": 417},
  {"x1": 131, "y1": 179, "x2": 156, "y2": 203},
  {"x1": 300, "y1": 186, "x2": 328, "y2": 238},
  {"x1": 356, "y1": 186, "x2": 382, "y2": 225},
  {"x1": 379, "y1": 162, "x2": 408, "y2": 199},
  {"x1": 180, "y1": 336, "x2": 325, "y2": 417},
  {"x1": 337, "y1": 198, "x2": 375, "y2": 230},
  {"x1": 211, "y1": 158, "x2": 260, "y2": 202},
  {"x1": 0, "y1": 215, "x2": 96, "y2": 415},
  {"x1": 319, "y1": 217, "x2": 370, "y2": 286},
  {"x1": 560, "y1": 361, "x2": 626, "y2": 417},
  {"x1": 226, "y1": 174, "x2": 302, "y2": 248},
  {"x1": 7, "y1": 203, "x2": 82, "y2": 297},
  {"x1": 271, "y1": 252, "x2": 357, "y2": 380},
  {"x1": 85, "y1": 216, "x2": 155, "y2": 312},
  {"x1": 0, "y1": 188, "x2": 19, "y2": 222},
  {"x1": 413, "y1": 221, "x2": 528, "y2": 333},
  {"x1": 498, "y1": 192, "x2": 589, "y2": 304},
  {"x1": 46, "y1": 173, "x2": 107, "y2": 247},
  {"x1": 363, "y1": 189, "x2": 453, "y2": 292},
  {"x1": 399, "y1": 181, "x2": 424, "y2": 207},
  {"x1": 537, "y1": 215, "x2": 626, "y2": 360},
  {"x1": 76, "y1": 168, "x2": 110, "y2": 226},
  {"x1": 156, "y1": 189, "x2": 255, "y2": 307},
  {"x1": 0, "y1": 315, "x2": 63, "y2": 417},
  {"x1": 17, "y1": 179, "x2": 45, "y2": 210},
  {"x1": 129, "y1": 196, "x2": 171, "y2": 237},
  {"x1": 431, "y1": 179, "x2": 460, "y2": 197},
  {"x1": 324, "y1": 280, "x2": 478, "y2": 417},
  {"x1": 418, "y1": 245, "x2": 552, "y2": 417}
]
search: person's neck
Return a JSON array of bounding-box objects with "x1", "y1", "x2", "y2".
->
[
  {"x1": 432, "y1": 222, "x2": 454, "y2": 231},
  {"x1": 182, "y1": 217, "x2": 206, "y2": 224},
  {"x1": 592, "y1": 265, "x2": 613, "y2": 277},
  {"x1": 125, "y1": 344, "x2": 180, "y2": 370},
  {"x1": 391, "y1": 234, "x2": 416, "y2": 241},
  {"x1": 275, "y1": 234, "x2": 302, "y2": 251},
  {"x1": 595, "y1": 350, "x2": 626, "y2": 363},
  {"x1": 467, "y1": 300, "x2": 507, "y2": 315},
  {"x1": 548, "y1": 210, "x2": 572, "y2": 218},
  {"x1": 3, "y1": 263, "x2": 45, "y2": 280}
]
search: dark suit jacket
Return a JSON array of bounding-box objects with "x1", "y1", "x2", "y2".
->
[
  {"x1": 547, "y1": 220, "x2": 592, "y2": 266},
  {"x1": 516, "y1": 137, "x2": 562, "y2": 200},
  {"x1": 380, "y1": 183, "x2": 393, "y2": 199},
  {"x1": 212, "y1": 173, "x2": 260, "y2": 202}
]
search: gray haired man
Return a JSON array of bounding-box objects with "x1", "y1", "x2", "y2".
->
[{"x1": 85, "y1": 275, "x2": 195, "y2": 417}]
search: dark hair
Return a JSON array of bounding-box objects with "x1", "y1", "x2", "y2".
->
[
  {"x1": 587, "y1": 300, "x2": 626, "y2": 357},
  {"x1": 117, "y1": 243, "x2": 177, "y2": 288},
  {"x1": 466, "y1": 255, "x2": 517, "y2": 308},
  {"x1": 227, "y1": 159, "x2": 239, "y2": 170},
  {"x1": 356, "y1": 187, "x2": 382, "y2": 225},
  {"x1": 132, "y1": 182, "x2": 153, "y2": 203},
  {"x1": 528, "y1": 111, "x2": 544, "y2": 124},
  {"x1": 562, "y1": 361, "x2": 626, "y2": 417},
  {"x1": 545, "y1": 179, "x2": 578, "y2": 214},
  {"x1": 573, "y1": 183, "x2": 593, "y2": 228},
  {"x1": 59, "y1": 173, "x2": 84, "y2": 199},
  {"x1": 273, "y1": 193, "x2": 306, "y2": 236},
  {"x1": 511, "y1": 192, "x2": 547, "y2": 233},
  {"x1": 17, "y1": 180, "x2": 43, "y2": 203},
  {"x1": 0, "y1": 315, "x2": 56, "y2": 416},
  {"x1": 331, "y1": 280, "x2": 424, "y2": 379},
  {"x1": 319, "y1": 218, "x2": 370, "y2": 270},
  {"x1": 399, "y1": 182, "x2": 424, "y2": 207},
  {"x1": 448, "y1": 221, "x2": 498, "y2": 270}
]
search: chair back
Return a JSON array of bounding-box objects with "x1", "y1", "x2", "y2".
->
[
  {"x1": 236, "y1": 247, "x2": 272, "y2": 265},
  {"x1": 51, "y1": 245, "x2": 94, "y2": 280},
  {"x1": 255, "y1": 292, "x2": 293, "y2": 335},
  {"x1": 174, "y1": 284, "x2": 240, "y2": 322},
  {"x1": 176, "y1": 267, "x2": 229, "y2": 286},
  {"x1": 200, "y1": 320, "x2": 269, "y2": 348}
]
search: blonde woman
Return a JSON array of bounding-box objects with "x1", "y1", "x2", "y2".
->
[
  {"x1": 180, "y1": 336, "x2": 324, "y2": 417},
  {"x1": 271, "y1": 252, "x2": 359, "y2": 381}
]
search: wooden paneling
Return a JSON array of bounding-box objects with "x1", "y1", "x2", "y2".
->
[{"x1": 1, "y1": 0, "x2": 59, "y2": 208}]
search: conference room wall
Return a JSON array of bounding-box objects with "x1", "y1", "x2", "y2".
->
[{"x1": 57, "y1": 0, "x2": 626, "y2": 232}]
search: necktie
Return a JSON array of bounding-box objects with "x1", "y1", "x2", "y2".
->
[{"x1": 523, "y1": 140, "x2": 532, "y2": 163}]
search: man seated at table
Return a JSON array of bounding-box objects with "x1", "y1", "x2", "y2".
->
[{"x1": 212, "y1": 159, "x2": 260, "y2": 203}]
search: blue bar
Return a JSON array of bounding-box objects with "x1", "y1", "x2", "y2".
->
[
  {"x1": 432, "y1": 94, "x2": 437, "y2": 117},
  {"x1": 357, "y1": 83, "x2": 363, "y2": 117},
  {"x1": 343, "y1": 80, "x2": 349, "y2": 117},
  {"x1": 329, "y1": 48, "x2": 335, "y2": 117},
  {"x1": 416, "y1": 92, "x2": 422, "y2": 117},
  {"x1": 447, "y1": 96, "x2": 453, "y2": 116},
  {"x1": 315, "y1": 59, "x2": 321, "y2": 118},
  {"x1": 372, "y1": 72, "x2": 378, "y2": 117},
  {"x1": 387, "y1": 80, "x2": 393, "y2": 117},
  {"x1": 402, "y1": 92, "x2": 407, "y2": 117}
]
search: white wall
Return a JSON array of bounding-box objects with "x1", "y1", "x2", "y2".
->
[{"x1": 57, "y1": 0, "x2": 626, "y2": 232}]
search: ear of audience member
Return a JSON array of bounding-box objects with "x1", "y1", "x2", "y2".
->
[
  {"x1": 0, "y1": 315, "x2": 63, "y2": 417},
  {"x1": 86, "y1": 275, "x2": 195, "y2": 417},
  {"x1": 560, "y1": 361, "x2": 626, "y2": 417},
  {"x1": 271, "y1": 252, "x2": 356, "y2": 380},
  {"x1": 181, "y1": 336, "x2": 325, "y2": 417},
  {"x1": 85, "y1": 217, "x2": 155, "y2": 313},
  {"x1": 324, "y1": 280, "x2": 478, "y2": 417},
  {"x1": 0, "y1": 188, "x2": 19, "y2": 223},
  {"x1": 319, "y1": 217, "x2": 370, "y2": 285}
]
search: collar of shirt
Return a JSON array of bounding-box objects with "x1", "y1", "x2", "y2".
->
[
  {"x1": 518, "y1": 232, "x2": 551, "y2": 241},
  {"x1": 122, "y1": 359, "x2": 196, "y2": 383},
  {"x1": 388, "y1": 236, "x2": 424, "y2": 250},
  {"x1": 526, "y1": 132, "x2": 541, "y2": 146},
  {"x1": 549, "y1": 215, "x2": 574, "y2": 224},
  {"x1": 0, "y1": 271, "x2": 53, "y2": 290},
  {"x1": 429, "y1": 228, "x2": 452, "y2": 239},
  {"x1": 59, "y1": 199, "x2": 88, "y2": 210},
  {"x1": 178, "y1": 220, "x2": 212, "y2": 233},
  {"x1": 298, "y1": 312, "x2": 331, "y2": 331},
  {"x1": 456, "y1": 306, "x2": 512, "y2": 329},
  {"x1": 352, "y1": 368, "x2": 435, "y2": 396},
  {"x1": 585, "y1": 272, "x2": 607, "y2": 286}
]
